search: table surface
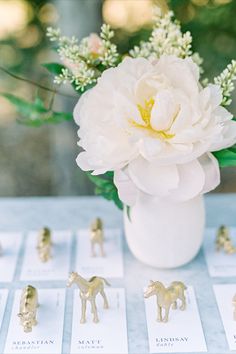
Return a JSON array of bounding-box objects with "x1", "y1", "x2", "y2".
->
[{"x1": 0, "y1": 194, "x2": 235, "y2": 354}]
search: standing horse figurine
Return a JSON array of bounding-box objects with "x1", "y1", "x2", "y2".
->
[
  {"x1": 67, "y1": 271, "x2": 110, "y2": 323},
  {"x1": 37, "y1": 227, "x2": 52, "y2": 262},
  {"x1": 233, "y1": 294, "x2": 236, "y2": 321},
  {"x1": 144, "y1": 280, "x2": 187, "y2": 323},
  {"x1": 90, "y1": 218, "x2": 105, "y2": 257},
  {"x1": 215, "y1": 225, "x2": 236, "y2": 254}
]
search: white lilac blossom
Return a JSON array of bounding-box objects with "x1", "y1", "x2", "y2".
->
[
  {"x1": 129, "y1": 10, "x2": 198, "y2": 65},
  {"x1": 214, "y1": 60, "x2": 236, "y2": 106},
  {"x1": 46, "y1": 25, "x2": 118, "y2": 91},
  {"x1": 74, "y1": 56, "x2": 236, "y2": 205}
]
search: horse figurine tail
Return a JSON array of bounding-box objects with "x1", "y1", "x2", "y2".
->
[{"x1": 101, "y1": 277, "x2": 111, "y2": 286}]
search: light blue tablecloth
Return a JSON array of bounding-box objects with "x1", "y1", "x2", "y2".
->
[{"x1": 0, "y1": 195, "x2": 235, "y2": 354}]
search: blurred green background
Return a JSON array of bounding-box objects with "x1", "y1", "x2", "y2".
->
[{"x1": 0, "y1": 0, "x2": 235, "y2": 197}]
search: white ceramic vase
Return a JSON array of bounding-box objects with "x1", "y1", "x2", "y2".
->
[{"x1": 124, "y1": 193, "x2": 205, "y2": 268}]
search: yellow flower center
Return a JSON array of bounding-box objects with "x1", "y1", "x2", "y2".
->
[{"x1": 130, "y1": 97, "x2": 175, "y2": 140}]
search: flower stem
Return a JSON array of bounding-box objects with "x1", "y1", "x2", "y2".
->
[{"x1": 0, "y1": 66, "x2": 77, "y2": 99}]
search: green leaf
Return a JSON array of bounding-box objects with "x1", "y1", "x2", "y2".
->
[
  {"x1": 213, "y1": 146, "x2": 236, "y2": 167},
  {"x1": 1, "y1": 93, "x2": 73, "y2": 127},
  {"x1": 87, "y1": 172, "x2": 123, "y2": 210},
  {"x1": 42, "y1": 62, "x2": 66, "y2": 75}
]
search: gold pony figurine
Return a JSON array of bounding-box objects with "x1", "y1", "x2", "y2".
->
[
  {"x1": 233, "y1": 294, "x2": 236, "y2": 321},
  {"x1": 215, "y1": 225, "x2": 236, "y2": 254},
  {"x1": 67, "y1": 271, "x2": 110, "y2": 323},
  {"x1": 37, "y1": 227, "x2": 52, "y2": 262},
  {"x1": 90, "y1": 218, "x2": 105, "y2": 257},
  {"x1": 18, "y1": 285, "x2": 39, "y2": 333},
  {"x1": 144, "y1": 280, "x2": 187, "y2": 323}
]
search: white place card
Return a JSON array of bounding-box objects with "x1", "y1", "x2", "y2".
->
[
  {"x1": 144, "y1": 286, "x2": 207, "y2": 353},
  {"x1": 204, "y1": 228, "x2": 236, "y2": 277},
  {"x1": 0, "y1": 232, "x2": 22, "y2": 282},
  {"x1": 0, "y1": 289, "x2": 8, "y2": 330},
  {"x1": 76, "y1": 229, "x2": 123, "y2": 278},
  {"x1": 20, "y1": 230, "x2": 72, "y2": 281},
  {"x1": 70, "y1": 288, "x2": 128, "y2": 354},
  {"x1": 214, "y1": 284, "x2": 236, "y2": 350},
  {"x1": 4, "y1": 288, "x2": 65, "y2": 354}
]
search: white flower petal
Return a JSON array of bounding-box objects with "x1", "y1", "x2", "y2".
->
[
  {"x1": 76, "y1": 152, "x2": 95, "y2": 171},
  {"x1": 214, "y1": 105, "x2": 233, "y2": 122},
  {"x1": 208, "y1": 84, "x2": 222, "y2": 109},
  {"x1": 199, "y1": 153, "x2": 220, "y2": 194},
  {"x1": 154, "y1": 55, "x2": 199, "y2": 98},
  {"x1": 138, "y1": 136, "x2": 164, "y2": 160},
  {"x1": 151, "y1": 90, "x2": 177, "y2": 131},
  {"x1": 170, "y1": 159, "x2": 205, "y2": 201},
  {"x1": 128, "y1": 156, "x2": 179, "y2": 196},
  {"x1": 210, "y1": 120, "x2": 236, "y2": 151},
  {"x1": 114, "y1": 169, "x2": 138, "y2": 206},
  {"x1": 73, "y1": 89, "x2": 91, "y2": 125}
]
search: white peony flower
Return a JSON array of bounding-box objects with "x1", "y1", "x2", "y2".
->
[{"x1": 74, "y1": 55, "x2": 236, "y2": 205}]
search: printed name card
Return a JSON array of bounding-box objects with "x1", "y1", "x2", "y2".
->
[
  {"x1": 20, "y1": 230, "x2": 72, "y2": 281},
  {"x1": 70, "y1": 288, "x2": 128, "y2": 354},
  {"x1": 0, "y1": 289, "x2": 8, "y2": 330},
  {"x1": 0, "y1": 232, "x2": 22, "y2": 281},
  {"x1": 144, "y1": 286, "x2": 207, "y2": 353},
  {"x1": 4, "y1": 288, "x2": 65, "y2": 354},
  {"x1": 214, "y1": 284, "x2": 236, "y2": 350},
  {"x1": 76, "y1": 229, "x2": 123, "y2": 278},
  {"x1": 204, "y1": 228, "x2": 236, "y2": 277}
]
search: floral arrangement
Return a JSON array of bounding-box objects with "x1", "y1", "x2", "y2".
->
[{"x1": 3, "y1": 8, "x2": 236, "y2": 210}]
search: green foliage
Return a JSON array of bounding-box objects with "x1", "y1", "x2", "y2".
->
[
  {"x1": 1, "y1": 93, "x2": 73, "y2": 127},
  {"x1": 86, "y1": 171, "x2": 123, "y2": 210},
  {"x1": 42, "y1": 62, "x2": 66, "y2": 75},
  {"x1": 213, "y1": 145, "x2": 236, "y2": 167}
]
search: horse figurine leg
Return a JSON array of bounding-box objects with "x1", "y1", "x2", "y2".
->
[
  {"x1": 100, "y1": 288, "x2": 109, "y2": 309},
  {"x1": 172, "y1": 301, "x2": 177, "y2": 310},
  {"x1": 179, "y1": 293, "x2": 186, "y2": 311},
  {"x1": 80, "y1": 298, "x2": 87, "y2": 324},
  {"x1": 100, "y1": 242, "x2": 105, "y2": 257},
  {"x1": 156, "y1": 303, "x2": 162, "y2": 322},
  {"x1": 163, "y1": 305, "x2": 170, "y2": 322},
  {"x1": 91, "y1": 298, "x2": 99, "y2": 323},
  {"x1": 91, "y1": 241, "x2": 96, "y2": 257}
]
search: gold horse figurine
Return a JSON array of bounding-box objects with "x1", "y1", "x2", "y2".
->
[
  {"x1": 90, "y1": 218, "x2": 105, "y2": 257},
  {"x1": 233, "y1": 294, "x2": 236, "y2": 321},
  {"x1": 215, "y1": 225, "x2": 236, "y2": 254},
  {"x1": 144, "y1": 280, "x2": 187, "y2": 323},
  {"x1": 67, "y1": 271, "x2": 110, "y2": 323},
  {"x1": 37, "y1": 227, "x2": 52, "y2": 262},
  {"x1": 18, "y1": 285, "x2": 39, "y2": 332}
]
